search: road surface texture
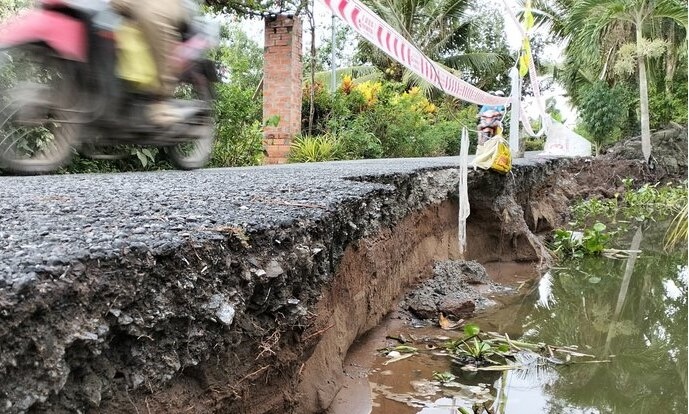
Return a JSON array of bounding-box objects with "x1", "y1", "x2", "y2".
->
[{"x1": 0, "y1": 155, "x2": 552, "y2": 288}]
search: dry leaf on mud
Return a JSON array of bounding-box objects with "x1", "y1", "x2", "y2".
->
[{"x1": 438, "y1": 313, "x2": 464, "y2": 330}]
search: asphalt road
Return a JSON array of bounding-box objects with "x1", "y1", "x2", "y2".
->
[{"x1": 0, "y1": 155, "x2": 545, "y2": 288}]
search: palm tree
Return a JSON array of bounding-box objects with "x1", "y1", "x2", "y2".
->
[{"x1": 564, "y1": 0, "x2": 687, "y2": 163}]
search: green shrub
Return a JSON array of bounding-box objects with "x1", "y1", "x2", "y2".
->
[
  {"x1": 57, "y1": 146, "x2": 171, "y2": 174},
  {"x1": 419, "y1": 121, "x2": 457, "y2": 156},
  {"x1": 371, "y1": 105, "x2": 429, "y2": 157},
  {"x1": 211, "y1": 120, "x2": 264, "y2": 167},
  {"x1": 302, "y1": 79, "x2": 487, "y2": 160},
  {"x1": 335, "y1": 120, "x2": 384, "y2": 159},
  {"x1": 211, "y1": 83, "x2": 264, "y2": 167},
  {"x1": 649, "y1": 84, "x2": 689, "y2": 129},
  {"x1": 288, "y1": 134, "x2": 340, "y2": 163},
  {"x1": 578, "y1": 82, "x2": 632, "y2": 155},
  {"x1": 524, "y1": 137, "x2": 545, "y2": 151},
  {"x1": 435, "y1": 105, "x2": 479, "y2": 155}
]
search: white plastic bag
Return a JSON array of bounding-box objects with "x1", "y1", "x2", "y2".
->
[{"x1": 542, "y1": 120, "x2": 592, "y2": 157}]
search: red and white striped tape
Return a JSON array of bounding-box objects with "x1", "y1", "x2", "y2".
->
[{"x1": 320, "y1": 0, "x2": 510, "y2": 106}]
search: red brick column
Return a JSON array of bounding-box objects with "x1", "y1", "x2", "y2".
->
[{"x1": 263, "y1": 15, "x2": 303, "y2": 164}]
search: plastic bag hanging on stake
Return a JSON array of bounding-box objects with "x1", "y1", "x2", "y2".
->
[
  {"x1": 458, "y1": 127, "x2": 470, "y2": 258},
  {"x1": 543, "y1": 119, "x2": 592, "y2": 156},
  {"x1": 472, "y1": 135, "x2": 512, "y2": 174}
]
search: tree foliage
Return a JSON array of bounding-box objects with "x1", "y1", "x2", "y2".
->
[
  {"x1": 209, "y1": 22, "x2": 265, "y2": 167},
  {"x1": 204, "y1": 0, "x2": 299, "y2": 18},
  {"x1": 534, "y1": 0, "x2": 687, "y2": 156},
  {"x1": 577, "y1": 82, "x2": 630, "y2": 154}
]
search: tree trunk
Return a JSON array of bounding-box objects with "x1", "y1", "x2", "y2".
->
[{"x1": 636, "y1": 26, "x2": 652, "y2": 163}]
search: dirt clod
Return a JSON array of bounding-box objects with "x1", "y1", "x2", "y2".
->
[{"x1": 401, "y1": 260, "x2": 503, "y2": 320}]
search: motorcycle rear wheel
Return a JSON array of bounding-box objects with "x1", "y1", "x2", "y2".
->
[
  {"x1": 166, "y1": 71, "x2": 215, "y2": 170},
  {"x1": 0, "y1": 46, "x2": 81, "y2": 175}
]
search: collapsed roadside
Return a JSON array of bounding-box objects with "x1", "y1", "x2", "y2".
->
[{"x1": 0, "y1": 126, "x2": 685, "y2": 414}]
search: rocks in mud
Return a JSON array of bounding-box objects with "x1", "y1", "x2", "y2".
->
[
  {"x1": 401, "y1": 260, "x2": 499, "y2": 320},
  {"x1": 205, "y1": 293, "x2": 237, "y2": 326}
]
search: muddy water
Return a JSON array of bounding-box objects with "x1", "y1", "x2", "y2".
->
[{"x1": 330, "y1": 228, "x2": 688, "y2": 414}]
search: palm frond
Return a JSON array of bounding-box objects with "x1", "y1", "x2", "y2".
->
[
  {"x1": 524, "y1": 0, "x2": 578, "y2": 39},
  {"x1": 664, "y1": 201, "x2": 688, "y2": 251},
  {"x1": 401, "y1": 69, "x2": 436, "y2": 96},
  {"x1": 649, "y1": 0, "x2": 688, "y2": 28},
  {"x1": 443, "y1": 52, "x2": 510, "y2": 73}
]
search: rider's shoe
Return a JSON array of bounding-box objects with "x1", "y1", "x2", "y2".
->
[{"x1": 147, "y1": 101, "x2": 187, "y2": 127}]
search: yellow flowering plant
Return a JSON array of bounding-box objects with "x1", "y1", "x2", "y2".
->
[{"x1": 353, "y1": 81, "x2": 383, "y2": 108}]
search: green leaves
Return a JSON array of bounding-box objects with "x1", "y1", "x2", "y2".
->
[
  {"x1": 132, "y1": 148, "x2": 156, "y2": 168},
  {"x1": 577, "y1": 81, "x2": 631, "y2": 155},
  {"x1": 556, "y1": 181, "x2": 687, "y2": 259},
  {"x1": 593, "y1": 222, "x2": 606, "y2": 233},
  {"x1": 432, "y1": 371, "x2": 457, "y2": 383},
  {"x1": 211, "y1": 119, "x2": 265, "y2": 167},
  {"x1": 456, "y1": 337, "x2": 494, "y2": 359},
  {"x1": 464, "y1": 323, "x2": 480, "y2": 337},
  {"x1": 206, "y1": 21, "x2": 265, "y2": 168},
  {"x1": 573, "y1": 181, "x2": 688, "y2": 226},
  {"x1": 264, "y1": 115, "x2": 280, "y2": 128},
  {"x1": 552, "y1": 222, "x2": 610, "y2": 258}
]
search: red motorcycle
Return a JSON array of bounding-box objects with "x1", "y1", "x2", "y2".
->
[{"x1": 0, "y1": 0, "x2": 219, "y2": 174}]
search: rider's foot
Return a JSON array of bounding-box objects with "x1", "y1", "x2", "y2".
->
[{"x1": 148, "y1": 101, "x2": 186, "y2": 126}]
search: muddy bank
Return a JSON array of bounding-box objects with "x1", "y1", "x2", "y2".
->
[{"x1": 0, "y1": 146, "x2": 684, "y2": 413}]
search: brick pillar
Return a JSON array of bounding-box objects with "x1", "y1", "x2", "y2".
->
[{"x1": 263, "y1": 15, "x2": 303, "y2": 164}]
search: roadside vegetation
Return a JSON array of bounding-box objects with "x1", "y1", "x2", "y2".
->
[
  {"x1": 290, "y1": 80, "x2": 480, "y2": 161},
  {"x1": 1, "y1": 0, "x2": 686, "y2": 173}
]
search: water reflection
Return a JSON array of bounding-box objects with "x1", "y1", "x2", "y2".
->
[
  {"x1": 366, "y1": 226, "x2": 687, "y2": 414},
  {"x1": 505, "y1": 227, "x2": 687, "y2": 413}
]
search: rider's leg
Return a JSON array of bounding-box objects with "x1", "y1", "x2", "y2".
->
[
  {"x1": 111, "y1": 0, "x2": 189, "y2": 125},
  {"x1": 133, "y1": 1, "x2": 187, "y2": 97}
]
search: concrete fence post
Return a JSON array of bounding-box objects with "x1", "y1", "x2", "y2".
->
[{"x1": 263, "y1": 15, "x2": 303, "y2": 164}]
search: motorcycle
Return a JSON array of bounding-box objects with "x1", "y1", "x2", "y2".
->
[
  {"x1": 0, "y1": 0, "x2": 220, "y2": 174},
  {"x1": 477, "y1": 109, "x2": 504, "y2": 145}
]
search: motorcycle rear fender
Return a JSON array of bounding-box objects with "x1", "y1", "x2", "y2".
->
[{"x1": 0, "y1": 10, "x2": 87, "y2": 61}]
